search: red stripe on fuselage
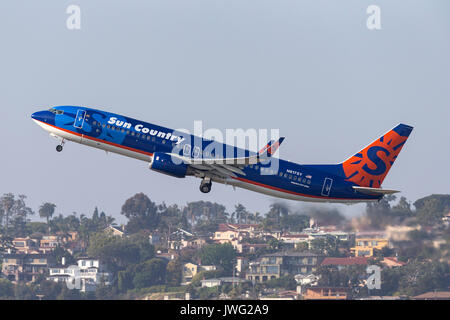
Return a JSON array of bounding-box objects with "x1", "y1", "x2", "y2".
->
[
  {"x1": 39, "y1": 120, "x2": 367, "y2": 201},
  {"x1": 36, "y1": 120, "x2": 154, "y2": 157},
  {"x1": 232, "y1": 176, "x2": 364, "y2": 201}
]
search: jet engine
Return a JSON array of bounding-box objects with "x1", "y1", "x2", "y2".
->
[{"x1": 149, "y1": 152, "x2": 188, "y2": 178}]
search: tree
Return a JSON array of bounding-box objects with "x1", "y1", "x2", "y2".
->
[
  {"x1": 391, "y1": 196, "x2": 413, "y2": 221},
  {"x1": 0, "y1": 279, "x2": 14, "y2": 299},
  {"x1": 1, "y1": 193, "x2": 15, "y2": 236},
  {"x1": 0, "y1": 234, "x2": 14, "y2": 254},
  {"x1": 184, "y1": 201, "x2": 228, "y2": 230},
  {"x1": 39, "y1": 202, "x2": 56, "y2": 232},
  {"x1": 266, "y1": 275, "x2": 297, "y2": 290},
  {"x1": 87, "y1": 233, "x2": 141, "y2": 272},
  {"x1": 8, "y1": 195, "x2": 34, "y2": 236},
  {"x1": 365, "y1": 195, "x2": 396, "y2": 228},
  {"x1": 232, "y1": 204, "x2": 248, "y2": 224},
  {"x1": 121, "y1": 193, "x2": 160, "y2": 233},
  {"x1": 199, "y1": 243, "x2": 237, "y2": 275},
  {"x1": 166, "y1": 258, "x2": 183, "y2": 287},
  {"x1": 310, "y1": 237, "x2": 341, "y2": 256},
  {"x1": 131, "y1": 258, "x2": 167, "y2": 289},
  {"x1": 14, "y1": 283, "x2": 37, "y2": 300},
  {"x1": 397, "y1": 260, "x2": 450, "y2": 296},
  {"x1": 413, "y1": 194, "x2": 450, "y2": 226},
  {"x1": 262, "y1": 202, "x2": 289, "y2": 230}
]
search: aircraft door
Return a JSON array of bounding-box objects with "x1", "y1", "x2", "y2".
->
[
  {"x1": 321, "y1": 177, "x2": 333, "y2": 197},
  {"x1": 74, "y1": 109, "x2": 86, "y2": 129}
]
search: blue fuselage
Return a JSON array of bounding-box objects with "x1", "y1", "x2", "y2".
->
[{"x1": 31, "y1": 106, "x2": 381, "y2": 203}]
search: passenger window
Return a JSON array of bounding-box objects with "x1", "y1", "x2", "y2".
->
[
  {"x1": 183, "y1": 144, "x2": 191, "y2": 156},
  {"x1": 192, "y1": 146, "x2": 200, "y2": 157}
]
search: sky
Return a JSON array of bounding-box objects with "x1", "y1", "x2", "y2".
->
[{"x1": 0, "y1": 1, "x2": 449, "y2": 224}]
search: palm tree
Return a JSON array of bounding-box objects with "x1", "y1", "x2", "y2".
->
[
  {"x1": 39, "y1": 202, "x2": 56, "y2": 233},
  {"x1": 233, "y1": 204, "x2": 248, "y2": 224}
]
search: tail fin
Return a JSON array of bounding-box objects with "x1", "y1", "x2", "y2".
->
[
  {"x1": 341, "y1": 124, "x2": 413, "y2": 188},
  {"x1": 258, "y1": 137, "x2": 285, "y2": 157}
]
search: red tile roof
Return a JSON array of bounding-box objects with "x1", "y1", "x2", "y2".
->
[
  {"x1": 321, "y1": 257, "x2": 368, "y2": 266},
  {"x1": 413, "y1": 291, "x2": 450, "y2": 299}
]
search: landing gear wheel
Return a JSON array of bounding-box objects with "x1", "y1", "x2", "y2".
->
[
  {"x1": 56, "y1": 145, "x2": 63, "y2": 152},
  {"x1": 200, "y1": 181, "x2": 212, "y2": 193}
]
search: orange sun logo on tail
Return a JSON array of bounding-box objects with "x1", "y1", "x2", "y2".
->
[{"x1": 341, "y1": 124, "x2": 413, "y2": 188}]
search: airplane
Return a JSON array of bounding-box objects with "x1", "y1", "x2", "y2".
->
[{"x1": 31, "y1": 106, "x2": 413, "y2": 203}]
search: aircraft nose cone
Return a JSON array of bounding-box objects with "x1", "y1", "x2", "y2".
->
[{"x1": 31, "y1": 110, "x2": 54, "y2": 124}]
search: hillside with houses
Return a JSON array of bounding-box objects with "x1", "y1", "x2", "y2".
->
[{"x1": 0, "y1": 192, "x2": 449, "y2": 300}]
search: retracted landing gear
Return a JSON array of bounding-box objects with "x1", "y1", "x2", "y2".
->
[
  {"x1": 200, "y1": 178, "x2": 212, "y2": 193},
  {"x1": 56, "y1": 138, "x2": 65, "y2": 152}
]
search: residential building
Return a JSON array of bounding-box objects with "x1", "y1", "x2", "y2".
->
[
  {"x1": 236, "y1": 256, "x2": 249, "y2": 274},
  {"x1": 56, "y1": 231, "x2": 78, "y2": 243},
  {"x1": 351, "y1": 233, "x2": 389, "y2": 257},
  {"x1": 381, "y1": 257, "x2": 406, "y2": 268},
  {"x1": 246, "y1": 251, "x2": 320, "y2": 283},
  {"x1": 279, "y1": 233, "x2": 310, "y2": 246},
  {"x1": 201, "y1": 277, "x2": 248, "y2": 288},
  {"x1": 182, "y1": 263, "x2": 217, "y2": 285},
  {"x1": 39, "y1": 235, "x2": 62, "y2": 253},
  {"x1": 12, "y1": 237, "x2": 39, "y2": 254},
  {"x1": 294, "y1": 274, "x2": 319, "y2": 286},
  {"x1": 302, "y1": 287, "x2": 348, "y2": 300},
  {"x1": 213, "y1": 223, "x2": 259, "y2": 244},
  {"x1": 148, "y1": 233, "x2": 161, "y2": 245},
  {"x1": 1, "y1": 253, "x2": 48, "y2": 282},
  {"x1": 170, "y1": 236, "x2": 209, "y2": 250},
  {"x1": 442, "y1": 213, "x2": 450, "y2": 226},
  {"x1": 321, "y1": 257, "x2": 368, "y2": 270},
  {"x1": 47, "y1": 257, "x2": 111, "y2": 292},
  {"x1": 412, "y1": 291, "x2": 450, "y2": 300},
  {"x1": 235, "y1": 243, "x2": 269, "y2": 254},
  {"x1": 104, "y1": 225, "x2": 126, "y2": 237}
]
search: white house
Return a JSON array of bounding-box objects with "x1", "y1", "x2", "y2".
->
[{"x1": 47, "y1": 257, "x2": 111, "y2": 292}]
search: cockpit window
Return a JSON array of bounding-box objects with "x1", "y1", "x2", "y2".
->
[{"x1": 48, "y1": 108, "x2": 64, "y2": 115}]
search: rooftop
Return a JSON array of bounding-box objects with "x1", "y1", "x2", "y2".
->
[{"x1": 321, "y1": 257, "x2": 368, "y2": 266}]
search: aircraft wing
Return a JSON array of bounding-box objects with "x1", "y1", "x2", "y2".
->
[{"x1": 171, "y1": 137, "x2": 285, "y2": 179}]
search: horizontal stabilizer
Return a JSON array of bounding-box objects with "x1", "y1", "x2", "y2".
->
[{"x1": 352, "y1": 186, "x2": 400, "y2": 195}]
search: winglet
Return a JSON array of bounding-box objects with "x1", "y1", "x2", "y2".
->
[{"x1": 258, "y1": 137, "x2": 285, "y2": 157}]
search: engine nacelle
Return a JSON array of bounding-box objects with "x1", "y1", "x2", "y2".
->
[{"x1": 149, "y1": 152, "x2": 188, "y2": 178}]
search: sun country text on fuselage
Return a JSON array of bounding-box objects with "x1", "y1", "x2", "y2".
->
[{"x1": 31, "y1": 106, "x2": 413, "y2": 203}]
